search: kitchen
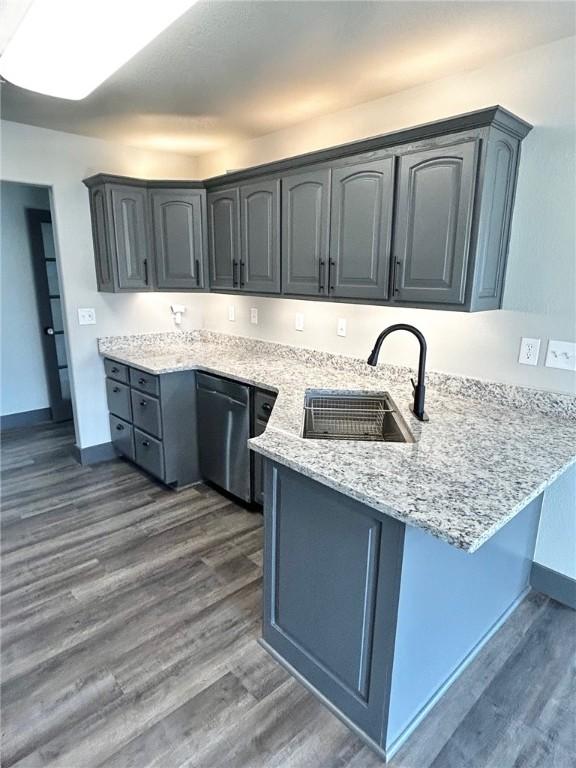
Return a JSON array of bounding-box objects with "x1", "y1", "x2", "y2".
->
[{"x1": 1, "y1": 2, "x2": 575, "y2": 767}]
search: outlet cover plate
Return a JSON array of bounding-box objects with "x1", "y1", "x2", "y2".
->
[
  {"x1": 545, "y1": 340, "x2": 576, "y2": 371},
  {"x1": 228, "y1": 305, "x2": 236, "y2": 322},
  {"x1": 250, "y1": 308, "x2": 258, "y2": 325},
  {"x1": 295, "y1": 313, "x2": 305, "y2": 332},
  {"x1": 518, "y1": 337, "x2": 540, "y2": 366},
  {"x1": 78, "y1": 307, "x2": 96, "y2": 325},
  {"x1": 337, "y1": 318, "x2": 347, "y2": 337}
]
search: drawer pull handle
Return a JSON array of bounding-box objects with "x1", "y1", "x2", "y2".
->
[
  {"x1": 140, "y1": 400, "x2": 147, "y2": 407},
  {"x1": 116, "y1": 424, "x2": 124, "y2": 431},
  {"x1": 261, "y1": 402, "x2": 272, "y2": 413},
  {"x1": 113, "y1": 386, "x2": 120, "y2": 393},
  {"x1": 142, "y1": 440, "x2": 150, "y2": 447},
  {"x1": 138, "y1": 378, "x2": 146, "y2": 385},
  {"x1": 111, "y1": 366, "x2": 118, "y2": 373}
]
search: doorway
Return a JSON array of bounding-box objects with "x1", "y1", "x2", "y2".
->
[{"x1": 0, "y1": 182, "x2": 74, "y2": 429}]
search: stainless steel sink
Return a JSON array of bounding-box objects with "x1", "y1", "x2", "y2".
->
[{"x1": 302, "y1": 390, "x2": 414, "y2": 443}]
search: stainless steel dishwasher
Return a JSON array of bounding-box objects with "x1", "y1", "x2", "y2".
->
[{"x1": 196, "y1": 372, "x2": 251, "y2": 502}]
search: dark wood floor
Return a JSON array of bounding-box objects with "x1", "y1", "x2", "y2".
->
[{"x1": 1, "y1": 422, "x2": 574, "y2": 768}]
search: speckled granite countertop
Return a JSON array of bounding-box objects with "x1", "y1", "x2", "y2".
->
[{"x1": 99, "y1": 331, "x2": 576, "y2": 553}]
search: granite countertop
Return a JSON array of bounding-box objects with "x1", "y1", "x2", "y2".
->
[{"x1": 99, "y1": 331, "x2": 576, "y2": 553}]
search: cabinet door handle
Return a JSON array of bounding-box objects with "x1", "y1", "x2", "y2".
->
[
  {"x1": 232, "y1": 260, "x2": 238, "y2": 287},
  {"x1": 262, "y1": 402, "x2": 272, "y2": 413},
  {"x1": 139, "y1": 400, "x2": 147, "y2": 407},
  {"x1": 138, "y1": 378, "x2": 146, "y2": 386},
  {"x1": 142, "y1": 440, "x2": 150, "y2": 448},
  {"x1": 195, "y1": 259, "x2": 200, "y2": 287},
  {"x1": 393, "y1": 259, "x2": 402, "y2": 296},
  {"x1": 329, "y1": 259, "x2": 336, "y2": 292},
  {"x1": 113, "y1": 386, "x2": 120, "y2": 393},
  {"x1": 318, "y1": 259, "x2": 325, "y2": 293},
  {"x1": 111, "y1": 366, "x2": 118, "y2": 373},
  {"x1": 239, "y1": 261, "x2": 245, "y2": 287},
  {"x1": 143, "y1": 258, "x2": 149, "y2": 286},
  {"x1": 116, "y1": 423, "x2": 124, "y2": 431}
]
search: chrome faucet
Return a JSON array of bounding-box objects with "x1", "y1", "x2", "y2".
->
[{"x1": 367, "y1": 324, "x2": 429, "y2": 421}]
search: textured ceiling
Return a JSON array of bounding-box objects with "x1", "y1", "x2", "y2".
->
[{"x1": 1, "y1": 1, "x2": 574, "y2": 156}]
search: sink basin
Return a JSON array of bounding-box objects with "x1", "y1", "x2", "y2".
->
[{"x1": 302, "y1": 390, "x2": 414, "y2": 443}]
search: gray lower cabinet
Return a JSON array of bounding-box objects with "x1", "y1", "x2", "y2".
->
[
  {"x1": 263, "y1": 461, "x2": 404, "y2": 748},
  {"x1": 88, "y1": 181, "x2": 152, "y2": 292},
  {"x1": 207, "y1": 188, "x2": 241, "y2": 290},
  {"x1": 240, "y1": 179, "x2": 281, "y2": 293},
  {"x1": 392, "y1": 140, "x2": 478, "y2": 305},
  {"x1": 329, "y1": 157, "x2": 394, "y2": 300},
  {"x1": 151, "y1": 189, "x2": 207, "y2": 290},
  {"x1": 281, "y1": 169, "x2": 331, "y2": 296},
  {"x1": 104, "y1": 360, "x2": 200, "y2": 488}
]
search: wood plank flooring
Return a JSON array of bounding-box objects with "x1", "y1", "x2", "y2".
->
[{"x1": 1, "y1": 421, "x2": 575, "y2": 768}]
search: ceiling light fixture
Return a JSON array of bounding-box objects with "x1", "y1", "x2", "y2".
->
[{"x1": 0, "y1": 0, "x2": 198, "y2": 100}]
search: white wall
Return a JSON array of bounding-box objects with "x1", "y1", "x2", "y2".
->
[
  {"x1": 0, "y1": 181, "x2": 51, "y2": 416},
  {"x1": 198, "y1": 36, "x2": 576, "y2": 395},
  {"x1": 535, "y1": 465, "x2": 576, "y2": 580},
  {"x1": 0, "y1": 121, "x2": 203, "y2": 448}
]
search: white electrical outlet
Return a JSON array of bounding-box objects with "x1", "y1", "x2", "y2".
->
[
  {"x1": 295, "y1": 313, "x2": 305, "y2": 332},
  {"x1": 228, "y1": 305, "x2": 236, "y2": 322},
  {"x1": 545, "y1": 340, "x2": 576, "y2": 371},
  {"x1": 250, "y1": 308, "x2": 258, "y2": 325},
  {"x1": 518, "y1": 337, "x2": 540, "y2": 366},
  {"x1": 337, "y1": 318, "x2": 347, "y2": 337},
  {"x1": 78, "y1": 307, "x2": 96, "y2": 325}
]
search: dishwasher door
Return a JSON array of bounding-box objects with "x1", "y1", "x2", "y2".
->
[{"x1": 196, "y1": 373, "x2": 251, "y2": 502}]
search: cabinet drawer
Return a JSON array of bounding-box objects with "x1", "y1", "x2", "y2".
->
[
  {"x1": 131, "y1": 390, "x2": 162, "y2": 439},
  {"x1": 106, "y1": 379, "x2": 132, "y2": 422},
  {"x1": 104, "y1": 359, "x2": 129, "y2": 383},
  {"x1": 134, "y1": 428, "x2": 165, "y2": 480},
  {"x1": 130, "y1": 368, "x2": 160, "y2": 396},
  {"x1": 109, "y1": 414, "x2": 134, "y2": 461}
]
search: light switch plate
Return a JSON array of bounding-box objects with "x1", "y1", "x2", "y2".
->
[
  {"x1": 295, "y1": 313, "x2": 305, "y2": 332},
  {"x1": 228, "y1": 305, "x2": 236, "y2": 322},
  {"x1": 337, "y1": 318, "x2": 347, "y2": 337},
  {"x1": 250, "y1": 308, "x2": 258, "y2": 325},
  {"x1": 545, "y1": 340, "x2": 576, "y2": 371},
  {"x1": 78, "y1": 307, "x2": 96, "y2": 325},
  {"x1": 518, "y1": 337, "x2": 540, "y2": 366}
]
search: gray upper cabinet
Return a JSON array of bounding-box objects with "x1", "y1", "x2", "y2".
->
[
  {"x1": 392, "y1": 140, "x2": 478, "y2": 306},
  {"x1": 329, "y1": 157, "x2": 394, "y2": 300},
  {"x1": 240, "y1": 180, "x2": 281, "y2": 294},
  {"x1": 207, "y1": 188, "x2": 241, "y2": 290},
  {"x1": 151, "y1": 188, "x2": 207, "y2": 290},
  {"x1": 110, "y1": 185, "x2": 152, "y2": 291},
  {"x1": 86, "y1": 108, "x2": 531, "y2": 307},
  {"x1": 87, "y1": 180, "x2": 151, "y2": 292},
  {"x1": 282, "y1": 169, "x2": 331, "y2": 296}
]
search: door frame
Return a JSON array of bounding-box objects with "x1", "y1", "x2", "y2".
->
[{"x1": 26, "y1": 208, "x2": 73, "y2": 422}]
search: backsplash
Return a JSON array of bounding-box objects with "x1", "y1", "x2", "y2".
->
[{"x1": 98, "y1": 330, "x2": 576, "y2": 421}]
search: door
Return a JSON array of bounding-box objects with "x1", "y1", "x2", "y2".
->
[
  {"x1": 282, "y1": 169, "x2": 331, "y2": 296},
  {"x1": 393, "y1": 140, "x2": 478, "y2": 305},
  {"x1": 207, "y1": 188, "x2": 240, "y2": 290},
  {"x1": 110, "y1": 185, "x2": 151, "y2": 291},
  {"x1": 88, "y1": 186, "x2": 114, "y2": 291},
  {"x1": 329, "y1": 157, "x2": 394, "y2": 300},
  {"x1": 240, "y1": 180, "x2": 281, "y2": 293},
  {"x1": 151, "y1": 189, "x2": 206, "y2": 290},
  {"x1": 26, "y1": 209, "x2": 72, "y2": 422}
]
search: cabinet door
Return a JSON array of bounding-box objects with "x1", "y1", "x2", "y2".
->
[
  {"x1": 329, "y1": 157, "x2": 394, "y2": 300},
  {"x1": 240, "y1": 180, "x2": 281, "y2": 294},
  {"x1": 89, "y1": 186, "x2": 114, "y2": 291},
  {"x1": 207, "y1": 188, "x2": 240, "y2": 290},
  {"x1": 110, "y1": 185, "x2": 151, "y2": 291},
  {"x1": 393, "y1": 140, "x2": 478, "y2": 305},
  {"x1": 282, "y1": 169, "x2": 330, "y2": 296},
  {"x1": 151, "y1": 189, "x2": 206, "y2": 290}
]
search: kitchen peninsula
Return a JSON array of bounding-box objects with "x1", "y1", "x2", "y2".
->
[{"x1": 99, "y1": 330, "x2": 576, "y2": 761}]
